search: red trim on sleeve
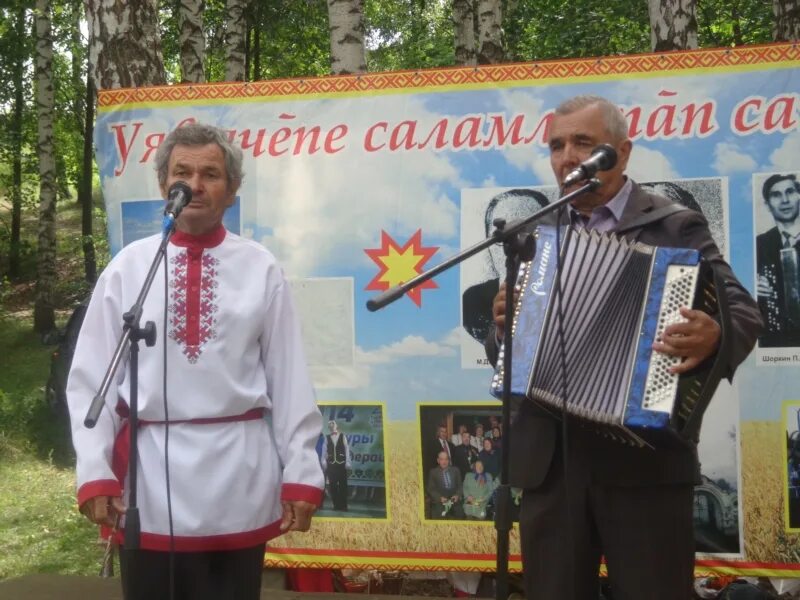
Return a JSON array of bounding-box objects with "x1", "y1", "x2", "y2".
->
[
  {"x1": 281, "y1": 483, "x2": 324, "y2": 507},
  {"x1": 77, "y1": 479, "x2": 123, "y2": 507}
]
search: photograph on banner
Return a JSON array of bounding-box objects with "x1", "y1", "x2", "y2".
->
[
  {"x1": 753, "y1": 171, "x2": 800, "y2": 356},
  {"x1": 315, "y1": 402, "x2": 388, "y2": 520},
  {"x1": 418, "y1": 403, "x2": 520, "y2": 523},
  {"x1": 785, "y1": 401, "x2": 800, "y2": 531},
  {"x1": 459, "y1": 178, "x2": 727, "y2": 370},
  {"x1": 120, "y1": 197, "x2": 241, "y2": 246}
]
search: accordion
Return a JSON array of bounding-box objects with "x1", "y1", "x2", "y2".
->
[{"x1": 490, "y1": 225, "x2": 730, "y2": 446}]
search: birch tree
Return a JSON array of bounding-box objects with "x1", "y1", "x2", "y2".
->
[
  {"x1": 179, "y1": 0, "x2": 206, "y2": 82},
  {"x1": 773, "y1": 0, "x2": 800, "y2": 40},
  {"x1": 453, "y1": 0, "x2": 476, "y2": 66},
  {"x1": 224, "y1": 0, "x2": 247, "y2": 81},
  {"x1": 648, "y1": 0, "x2": 699, "y2": 51},
  {"x1": 34, "y1": 0, "x2": 57, "y2": 334},
  {"x1": 85, "y1": 0, "x2": 166, "y2": 89},
  {"x1": 476, "y1": 0, "x2": 503, "y2": 64},
  {"x1": 327, "y1": 0, "x2": 367, "y2": 74}
]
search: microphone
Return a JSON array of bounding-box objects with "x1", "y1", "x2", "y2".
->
[
  {"x1": 561, "y1": 144, "x2": 618, "y2": 188},
  {"x1": 161, "y1": 181, "x2": 192, "y2": 236}
]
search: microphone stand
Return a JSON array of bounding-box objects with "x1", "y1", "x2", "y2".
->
[
  {"x1": 367, "y1": 179, "x2": 599, "y2": 600},
  {"x1": 83, "y1": 222, "x2": 179, "y2": 594}
]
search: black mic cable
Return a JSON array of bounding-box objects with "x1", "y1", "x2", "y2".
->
[
  {"x1": 161, "y1": 237, "x2": 176, "y2": 600},
  {"x1": 553, "y1": 204, "x2": 577, "y2": 600}
]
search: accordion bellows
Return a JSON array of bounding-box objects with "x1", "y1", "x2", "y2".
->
[{"x1": 491, "y1": 225, "x2": 725, "y2": 447}]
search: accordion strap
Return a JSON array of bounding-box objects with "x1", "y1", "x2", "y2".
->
[
  {"x1": 680, "y1": 265, "x2": 732, "y2": 440},
  {"x1": 615, "y1": 203, "x2": 687, "y2": 235}
]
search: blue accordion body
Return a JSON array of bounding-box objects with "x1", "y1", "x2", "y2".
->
[{"x1": 490, "y1": 225, "x2": 704, "y2": 445}]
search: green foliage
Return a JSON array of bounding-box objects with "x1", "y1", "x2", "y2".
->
[
  {"x1": 365, "y1": 0, "x2": 454, "y2": 71},
  {"x1": 159, "y1": 1, "x2": 182, "y2": 83},
  {"x1": 255, "y1": 0, "x2": 331, "y2": 79},
  {"x1": 505, "y1": 0, "x2": 650, "y2": 61},
  {"x1": 697, "y1": 0, "x2": 773, "y2": 47},
  {"x1": 199, "y1": 0, "x2": 330, "y2": 82}
]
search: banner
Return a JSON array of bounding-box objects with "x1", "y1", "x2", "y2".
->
[{"x1": 94, "y1": 43, "x2": 800, "y2": 576}]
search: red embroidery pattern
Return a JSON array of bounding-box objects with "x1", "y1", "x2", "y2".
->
[{"x1": 169, "y1": 250, "x2": 220, "y2": 363}]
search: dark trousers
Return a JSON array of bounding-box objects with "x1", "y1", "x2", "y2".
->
[
  {"x1": 519, "y1": 451, "x2": 695, "y2": 600},
  {"x1": 120, "y1": 543, "x2": 266, "y2": 600},
  {"x1": 327, "y1": 463, "x2": 348, "y2": 510}
]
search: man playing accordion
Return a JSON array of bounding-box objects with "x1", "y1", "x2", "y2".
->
[{"x1": 487, "y1": 95, "x2": 763, "y2": 600}]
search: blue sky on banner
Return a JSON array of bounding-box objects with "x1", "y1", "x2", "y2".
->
[{"x1": 95, "y1": 65, "x2": 798, "y2": 425}]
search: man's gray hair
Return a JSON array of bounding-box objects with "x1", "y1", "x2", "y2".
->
[
  {"x1": 155, "y1": 122, "x2": 244, "y2": 190},
  {"x1": 554, "y1": 95, "x2": 629, "y2": 142}
]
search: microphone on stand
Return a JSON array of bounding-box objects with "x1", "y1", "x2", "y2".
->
[
  {"x1": 161, "y1": 181, "x2": 192, "y2": 236},
  {"x1": 561, "y1": 144, "x2": 618, "y2": 188}
]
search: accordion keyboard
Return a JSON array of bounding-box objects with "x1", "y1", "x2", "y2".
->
[{"x1": 642, "y1": 264, "x2": 700, "y2": 413}]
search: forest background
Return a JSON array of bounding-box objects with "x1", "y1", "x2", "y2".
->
[{"x1": 0, "y1": 0, "x2": 797, "y2": 581}]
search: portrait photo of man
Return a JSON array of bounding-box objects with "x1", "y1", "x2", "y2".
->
[
  {"x1": 460, "y1": 188, "x2": 551, "y2": 367},
  {"x1": 755, "y1": 173, "x2": 800, "y2": 348}
]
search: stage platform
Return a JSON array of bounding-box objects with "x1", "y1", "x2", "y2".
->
[{"x1": 0, "y1": 574, "x2": 430, "y2": 600}]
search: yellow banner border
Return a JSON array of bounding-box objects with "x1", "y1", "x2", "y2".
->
[
  {"x1": 97, "y1": 43, "x2": 800, "y2": 112},
  {"x1": 265, "y1": 549, "x2": 800, "y2": 578}
]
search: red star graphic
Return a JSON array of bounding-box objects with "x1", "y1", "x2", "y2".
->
[{"x1": 364, "y1": 229, "x2": 439, "y2": 307}]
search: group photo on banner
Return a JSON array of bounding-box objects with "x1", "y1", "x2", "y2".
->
[{"x1": 86, "y1": 43, "x2": 800, "y2": 588}]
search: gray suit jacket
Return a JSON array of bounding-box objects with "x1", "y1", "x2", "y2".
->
[{"x1": 487, "y1": 182, "x2": 763, "y2": 490}]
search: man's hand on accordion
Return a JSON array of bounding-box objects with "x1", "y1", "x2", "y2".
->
[
  {"x1": 492, "y1": 282, "x2": 519, "y2": 343},
  {"x1": 652, "y1": 306, "x2": 721, "y2": 374}
]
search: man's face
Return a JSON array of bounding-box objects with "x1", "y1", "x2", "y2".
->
[
  {"x1": 766, "y1": 178, "x2": 800, "y2": 224},
  {"x1": 437, "y1": 451, "x2": 450, "y2": 469},
  {"x1": 486, "y1": 195, "x2": 547, "y2": 274},
  {"x1": 328, "y1": 421, "x2": 338, "y2": 433},
  {"x1": 547, "y1": 104, "x2": 631, "y2": 212},
  {"x1": 161, "y1": 143, "x2": 236, "y2": 236},
  {"x1": 437, "y1": 427, "x2": 447, "y2": 440},
  {"x1": 461, "y1": 432, "x2": 471, "y2": 445}
]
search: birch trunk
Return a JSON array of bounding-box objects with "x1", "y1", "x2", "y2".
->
[
  {"x1": 179, "y1": 0, "x2": 206, "y2": 82},
  {"x1": 453, "y1": 0, "x2": 476, "y2": 66},
  {"x1": 224, "y1": 0, "x2": 247, "y2": 81},
  {"x1": 773, "y1": 0, "x2": 800, "y2": 41},
  {"x1": 476, "y1": 0, "x2": 503, "y2": 64},
  {"x1": 85, "y1": 0, "x2": 166, "y2": 89},
  {"x1": 647, "y1": 0, "x2": 699, "y2": 51},
  {"x1": 327, "y1": 0, "x2": 367, "y2": 75},
  {"x1": 34, "y1": 0, "x2": 57, "y2": 334}
]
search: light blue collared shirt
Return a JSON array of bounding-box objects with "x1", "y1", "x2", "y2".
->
[{"x1": 570, "y1": 178, "x2": 633, "y2": 233}]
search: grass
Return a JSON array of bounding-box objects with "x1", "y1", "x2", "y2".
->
[
  {"x1": 0, "y1": 313, "x2": 103, "y2": 580},
  {"x1": 0, "y1": 194, "x2": 110, "y2": 581},
  {"x1": 0, "y1": 454, "x2": 101, "y2": 579}
]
